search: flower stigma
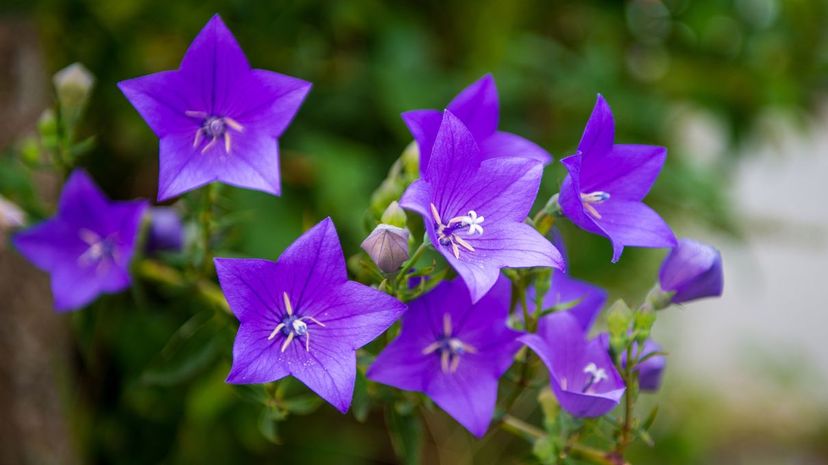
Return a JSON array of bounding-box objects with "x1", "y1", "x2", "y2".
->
[
  {"x1": 77, "y1": 228, "x2": 120, "y2": 273},
  {"x1": 185, "y1": 110, "x2": 244, "y2": 154},
  {"x1": 430, "y1": 203, "x2": 484, "y2": 259},
  {"x1": 268, "y1": 292, "x2": 326, "y2": 352},
  {"x1": 580, "y1": 191, "x2": 610, "y2": 220},
  {"x1": 421, "y1": 313, "x2": 477, "y2": 374},
  {"x1": 581, "y1": 362, "x2": 608, "y2": 393}
]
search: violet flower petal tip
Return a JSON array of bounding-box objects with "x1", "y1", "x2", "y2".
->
[{"x1": 659, "y1": 238, "x2": 723, "y2": 304}]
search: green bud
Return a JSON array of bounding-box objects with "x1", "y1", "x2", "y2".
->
[
  {"x1": 53, "y1": 63, "x2": 94, "y2": 117},
  {"x1": 607, "y1": 299, "x2": 633, "y2": 355},
  {"x1": 400, "y1": 141, "x2": 420, "y2": 177},
  {"x1": 633, "y1": 309, "x2": 656, "y2": 344},
  {"x1": 380, "y1": 201, "x2": 407, "y2": 228}
]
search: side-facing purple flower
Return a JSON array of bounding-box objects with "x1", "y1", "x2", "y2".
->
[
  {"x1": 559, "y1": 95, "x2": 676, "y2": 262},
  {"x1": 215, "y1": 218, "x2": 405, "y2": 413},
  {"x1": 145, "y1": 207, "x2": 184, "y2": 254},
  {"x1": 119, "y1": 14, "x2": 311, "y2": 201},
  {"x1": 527, "y1": 270, "x2": 608, "y2": 331},
  {"x1": 403, "y1": 74, "x2": 552, "y2": 172},
  {"x1": 400, "y1": 111, "x2": 564, "y2": 302},
  {"x1": 659, "y1": 238, "x2": 723, "y2": 304},
  {"x1": 521, "y1": 312, "x2": 625, "y2": 417},
  {"x1": 597, "y1": 334, "x2": 665, "y2": 392},
  {"x1": 13, "y1": 170, "x2": 147, "y2": 311},
  {"x1": 368, "y1": 276, "x2": 520, "y2": 437}
]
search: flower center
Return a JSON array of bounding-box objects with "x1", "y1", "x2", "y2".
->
[
  {"x1": 267, "y1": 292, "x2": 326, "y2": 352},
  {"x1": 580, "y1": 191, "x2": 610, "y2": 220},
  {"x1": 77, "y1": 228, "x2": 119, "y2": 271},
  {"x1": 429, "y1": 203, "x2": 484, "y2": 259},
  {"x1": 185, "y1": 110, "x2": 245, "y2": 154},
  {"x1": 581, "y1": 362, "x2": 608, "y2": 393},
  {"x1": 421, "y1": 313, "x2": 477, "y2": 374}
]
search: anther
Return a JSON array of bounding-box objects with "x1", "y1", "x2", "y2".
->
[{"x1": 580, "y1": 191, "x2": 611, "y2": 220}]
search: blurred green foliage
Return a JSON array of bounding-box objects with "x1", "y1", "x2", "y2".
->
[{"x1": 2, "y1": 0, "x2": 828, "y2": 463}]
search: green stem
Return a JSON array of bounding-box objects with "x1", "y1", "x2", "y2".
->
[
  {"x1": 394, "y1": 241, "x2": 429, "y2": 288},
  {"x1": 200, "y1": 183, "x2": 219, "y2": 276},
  {"x1": 137, "y1": 259, "x2": 229, "y2": 313},
  {"x1": 500, "y1": 415, "x2": 620, "y2": 465}
]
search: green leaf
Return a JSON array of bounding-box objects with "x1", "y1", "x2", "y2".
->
[
  {"x1": 385, "y1": 404, "x2": 423, "y2": 465},
  {"x1": 258, "y1": 407, "x2": 281, "y2": 444},
  {"x1": 351, "y1": 369, "x2": 372, "y2": 423},
  {"x1": 282, "y1": 395, "x2": 323, "y2": 416},
  {"x1": 141, "y1": 311, "x2": 222, "y2": 386}
]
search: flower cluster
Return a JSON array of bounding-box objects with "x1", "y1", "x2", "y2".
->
[{"x1": 9, "y1": 13, "x2": 725, "y2": 463}]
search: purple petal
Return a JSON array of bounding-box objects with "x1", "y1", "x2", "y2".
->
[
  {"x1": 225, "y1": 321, "x2": 291, "y2": 384},
  {"x1": 146, "y1": 207, "x2": 184, "y2": 253},
  {"x1": 214, "y1": 258, "x2": 282, "y2": 323},
  {"x1": 559, "y1": 154, "x2": 604, "y2": 236},
  {"x1": 401, "y1": 109, "x2": 442, "y2": 172},
  {"x1": 636, "y1": 339, "x2": 666, "y2": 392},
  {"x1": 445, "y1": 222, "x2": 564, "y2": 302},
  {"x1": 529, "y1": 271, "x2": 607, "y2": 331},
  {"x1": 479, "y1": 131, "x2": 552, "y2": 165},
  {"x1": 234, "y1": 69, "x2": 311, "y2": 137},
  {"x1": 590, "y1": 200, "x2": 677, "y2": 263},
  {"x1": 659, "y1": 238, "x2": 723, "y2": 303},
  {"x1": 577, "y1": 94, "x2": 614, "y2": 161},
  {"x1": 118, "y1": 71, "x2": 200, "y2": 138},
  {"x1": 423, "y1": 110, "x2": 483, "y2": 189},
  {"x1": 310, "y1": 281, "x2": 405, "y2": 349},
  {"x1": 580, "y1": 144, "x2": 666, "y2": 202},
  {"x1": 178, "y1": 15, "x2": 250, "y2": 115},
  {"x1": 287, "y1": 343, "x2": 357, "y2": 413},
  {"x1": 426, "y1": 359, "x2": 500, "y2": 437},
  {"x1": 57, "y1": 170, "x2": 110, "y2": 230},
  {"x1": 14, "y1": 220, "x2": 85, "y2": 272},
  {"x1": 446, "y1": 74, "x2": 499, "y2": 140}
]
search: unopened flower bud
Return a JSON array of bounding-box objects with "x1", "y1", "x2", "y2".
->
[
  {"x1": 53, "y1": 63, "x2": 94, "y2": 116},
  {"x1": 380, "y1": 201, "x2": 407, "y2": 228},
  {"x1": 145, "y1": 207, "x2": 184, "y2": 254},
  {"x1": 361, "y1": 224, "x2": 409, "y2": 273},
  {"x1": 0, "y1": 196, "x2": 25, "y2": 231},
  {"x1": 658, "y1": 238, "x2": 723, "y2": 305}
]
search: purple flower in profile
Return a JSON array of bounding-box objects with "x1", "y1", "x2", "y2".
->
[
  {"x1": 403, "y1": 74, "x2": 552, "y2": 172},
  {"x1": 521, "y1": 312, "x2": 625, "y2": 417},
  {"x1": 400, "y1": 111, "x2": 564, "y2": 302},
  {"x1": 659, "y1": 238, "x2": 723, "y2": 304},
  {"x1": 597, "y1": 334, "x2": 665, "y2": 392},
  {"x1": 215, "y1": 218, "x2": 405, "y2": 413},
  {"x1": 13, "y1": 170, "x2": 147, "y2": 311},
  {"x1": 119, "y1": 15, "x2": 311, "y2": 201},
  {"x1": 368, "y1": 276, "x2": 520, "y2": 437},
  {"x1": 559, "y1": 95, "x2": 676, "y2": 262},
  {"x1": 145, "y1": 207, "x2": 184, "y2": 254},
  {"x1": 527, "y1": 270, "x2": 607, "y2": 331}
]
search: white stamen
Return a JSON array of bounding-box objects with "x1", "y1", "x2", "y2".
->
[
  {"x1": 283, "y1": 292, "x2": 293, "y2": 316},
  {"x1": 580, "y1": 191, "x2": 610, "y2": 220},
  {"x1": 281, "y1": 332, "x2": 294, "y2": 352},
  {"x1": 268, "y1": 323, "x2": 286, "y2": 341},
  {"x1": 583, "y1": 362, "x2": 608, "y2": 383},
  {"x1": 443, "y1": 313, "x2": 452, "y2": 336}
]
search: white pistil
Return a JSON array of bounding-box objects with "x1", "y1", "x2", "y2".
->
[
  {"x1": 582, "y1": 362, "x2": 608, "y2": 392},
  {"x1": 77, "y1": 228, "x2": 118, "y2": 272},
  {"x1": 422, "y1": 313, "x2": 477, "y2": 374},
  {"x1": 185, "y1": 111, "x2": 244, "y2": 155},
  {"x1": 580, "y1": 191, "x2": 610, "y2": 220},
  {"x1": 430, "y1": 203, "x2": 482, "y2": 259},
  {"x1": 270, "y1": 292, "x2": 326, "y2": 353}
]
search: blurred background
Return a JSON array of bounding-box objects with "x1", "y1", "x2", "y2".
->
[{"x1": 1, "y1": 0, "x2": 827, "y2": 464}]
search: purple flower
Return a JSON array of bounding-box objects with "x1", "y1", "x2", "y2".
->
[
  {"x1": 400, "y1": 111, "x2": 564, "y2": 302},
  {"x1": 521, "y1": 312, "x2": 625, "y2": 417},
  {"x1": 367, "y1": 276, "x2": 520, "y2": 437},
  {"x1": 559, "y1": 95, "x2": 676, "y2": 262},
  {"x1": 403, "y1": 74, "x2": 552, "y2": 172},
  {"x1": 597, "y1": 334, "x2": 665, "y2": 392},
  {"x1": 215, "y1": 218, "x2": 405, "y2": 413},
  {"x1": 527, "y1": 270, "x2": 607, "y2": 331},
  {"x1": 119, "y1": 15, "x2": 311, "y2": 201},
  {"x1": 13, "y1": 170, "x2": 147, "y2": 311},
  {"x1": 145, "y1": 207, "x2": 184, "y2": 254},
  {"x1": 659, "y1": 238, "x2": 723, "y2": 304}
]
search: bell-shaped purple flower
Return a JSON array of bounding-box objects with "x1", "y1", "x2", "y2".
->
[
  {"x1": 521, "y1": 312, "x2": 625, "y2": 417},
  {"x1": 559, "y1": 95, "x2": 676, "y2": 262},
  {"x1": 119, "y1": 15, "x2": 311, "y2": 201},
  {"x1": 368, "y1": 276, "x2": 521, "y2": 437},
  {"x1": 145, "y1": 207, "x2": 184, "y2": 254},
  {"x1": 659, "y1": 238, "x2": 723, "y2": 304},
  {"x1": 13, "y1": 170, "x2": 147, "y2": 311},
  {"x1": 215, "y1": 218, "x2": 405, "y2": 413},
  {"x1": 400, "y1": 111, "x2": 564, "y2": 303},
  {"x1": 527, "y1": 270, "x2": 608, "y2": 331},
  {"x1": 403, "y1": 74, "x2": 552, "y2": 172}
]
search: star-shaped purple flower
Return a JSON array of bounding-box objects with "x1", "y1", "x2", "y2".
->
[
  {"x1": 403, "y1": 74, "x2": 552, "y2": 172},
  {"x1": 119, "y1": 15, "x2": 311, "y2": 201},
  {"x1": 559, "y1": 95, "x2": 676, "y2": 262},
  {"x1": 13, "y1": 170, "x2": 147, "y2": 311},
  {"x1": 400, "y1": 111, "x2": 564, "y2": 302},
  {"x1": 367, "y1": 276, "x2": 521, "y2": 437},
  {"x1": 527, "y1": 270, "x2": 608, "y2": 331},
  {"x1": 214, "y1": 218, "x2": 405, "y2": 413},
  {"x1": 521, "y1": 311, "x2": 625, "y2": 417},
  {"x1": 659, "y1": 238, "x2": 723, "y2": 304}
]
